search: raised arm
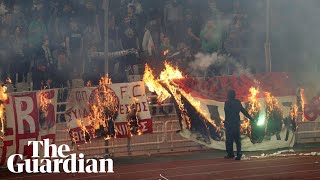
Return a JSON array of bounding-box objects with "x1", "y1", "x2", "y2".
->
[{"x1": 240, "y1": 103, "x2": 254, "y2": 121}]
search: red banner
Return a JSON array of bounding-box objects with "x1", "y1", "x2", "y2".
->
[
  {"x1": 0, "y1": 90, "x2": 58, "y2": 166},
  {"x1": 175, "y1": 72, "x2": 295, "y2": 102}
]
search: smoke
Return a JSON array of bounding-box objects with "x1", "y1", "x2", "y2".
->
[
  {"x1": 0, "y1": 3, "x2": 8, "y2": 15},
  {"x1": 189, "y1": 52, "x2": 252, "y2": 77}
]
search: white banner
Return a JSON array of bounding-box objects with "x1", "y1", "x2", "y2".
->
[
  {"x1": 65, "y1": 81, "x2": 152, "y2": 144},
  {"x1": 180, "y1": 95, "x2": 296, "y2": 151}
]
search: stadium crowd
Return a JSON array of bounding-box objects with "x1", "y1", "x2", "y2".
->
[{"x1": 0, "y1": 0, "x2": 263, "y2": 91}]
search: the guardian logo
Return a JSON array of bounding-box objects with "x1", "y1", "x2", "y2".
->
[{"x1": 7, "y1": 139, "x2": 114, "y2": 173}]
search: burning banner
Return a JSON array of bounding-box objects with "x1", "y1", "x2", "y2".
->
[
  {"x1": 65, "y1": 81, "x2": 152, "y2": 145},
  {"x1": 0, "y1": 89, "x2": 58, "y2": 166},
  {"x1": 144, "y1": 62, "x2": 297, "y2": 151}
]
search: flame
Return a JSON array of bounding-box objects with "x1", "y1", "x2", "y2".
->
[
  {"x1": 99, "y1": 74, "x2": 112, "y2": 86},
  {"x1": 143, "y1": 64, "x2": 171, "y2": 102},
  {"x1": 5, "y1": 77, "x2": 11, "y2": 84},
  {"x1": 77, "y1": 119, "x2": 90, "y2": 143},
  {"x1": 264, "y1": 91, "x2": 283, "y2": 120},
  {"x1": 241, "y1": 87, "x2": 260, "y2": 136},
  {"x1": 0, "y1": 85, "x2": 8, "y2": 140},
  {"x1": 39, "y1": 91, "x2": 51, "y2": 115},
  {"x1": 127, "y1": 98, "x2": 142, "y2": 136},
  {"x1": 87, "y1": 74, "x2": 118, "y2": 140},
  {"x1": 0, "y1": 86, "x2": 8, "y2": 102},
  {"x1": 163, "y1": 50, "x2": 169, "y2": 56},
  {"x1": 263, "y1": 91, "x2": 284, "y2": 137},
  {"x1": 248, "y1": 87, "x2": 260, "y2": 115},
  {"x1": 144, "y1": 61, "x2": 220, "y2": 132},
  {"x1": 159, "y1": 61, "x2": 184, "y2": 81},
  {"x1": 86, "y1": 81, "x2": 92, "y2": 87},
  {"x1": 298, "y1": 88, "x2": 305, "y2": 122}
]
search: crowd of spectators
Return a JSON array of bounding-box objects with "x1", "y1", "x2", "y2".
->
[{"x1": 0, "y1": 0, "x2": 256, "y2": 91}]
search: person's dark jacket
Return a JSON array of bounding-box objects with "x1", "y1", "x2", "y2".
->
[{"x1": 224, "y1": 91, "x2": 253, "y2": 129}]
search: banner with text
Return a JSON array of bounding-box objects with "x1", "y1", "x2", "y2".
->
[
  {"x1": 175, "y1": 73, "x2": 297, "y2": 151},
  {"x1": 0, "y1": 89, "x2": 58, "y2": 166},
  {"x1": 65, "y1": 81, "x2": 152, "y2": 144}
]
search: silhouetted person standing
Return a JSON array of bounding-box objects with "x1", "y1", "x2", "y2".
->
[{"x1": 224, "y1": 90, "x2": 254, "y2": 160}]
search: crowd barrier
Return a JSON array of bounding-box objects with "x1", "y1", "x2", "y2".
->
[{"x1": 1, "y1": 88, "x2": 320, "y2": 159}]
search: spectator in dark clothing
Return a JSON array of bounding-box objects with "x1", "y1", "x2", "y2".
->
[
  {"x1": 37, "y1": 35, "x2": 55, "y2": 68},
  {"x1": 183, "y1": 11, "x2": 200, "y2": 50},
  {"x1": 56, "y1": 2, "x2": 74, "y2": 43},
  {"x1": 119, "y1": 15, "x2": 140, "y2": 81},
  {"x1": 53, "y1": 49, "x2": 72, "y2": 88},
  {"x1": 83, "y1": 45, "x2": 103, "y2": 86},
  {"x1": 65, "y1": 18, "x2": 84, "y2": 77},
  {"x1": 224, "y1": 90, "x2": 254, "y2": 160},
  {"x1": 142, "y1": 8, "x2": 163, "y2": 60},
  {"x1": 164, "y1": 0, "x2": 184, "y2": 46},
  {"x1": 32, "y1": 60, "x2": 50, "y2": 90}
]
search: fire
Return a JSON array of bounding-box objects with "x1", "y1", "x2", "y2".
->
[
  {"x1": 5, "y1": 77, "x2": 11, "y2": 84},
  {"x1": 39, "y1": 91, "x2": 51, "y2": 114},
  {"x1": 144, "y1": 61, "x2": 220, "y2": 132},
  {"x1": 0, "y1": 85, "x2": 8, "y2": 140},
  {"x1": 143, "y1": 64, "x2": 171, "y2": 103},
  {"x1": 264, "y1": 91, "x2": 283, "y2": 121},
  {"x1": 248, "y1": 87, "x2": 260, "y2": 115},
  {"x1": 159, "y1": 61, "x2": 184, "y2": 81},
  {"x1": 86, "y1": 81, "x2": 92, "y2": 87},
  {"x1": 87, "y1": 74, "x2": 118, "y2": 140},
  {"x1": 99, "y1": 74, "x2": 112, "y2": 86},
  {"x1": 297, "y1": 88, "x2": 305, "y2": 121},
  {"x1": 163, "y1": 50, "x2": 169, "y2": 56},
  {"x1": 241, "y1": 87, "x2": 260, "y2": 136},
  {"x1": 127, "y1": 98, "x2": 142, "y2": 136},
  {"x1": 77, "y1": 119, "x2": 91, "y2": 143},
  {"x1": 0, "y1": 85, "x2": 8, "y2": 102}
]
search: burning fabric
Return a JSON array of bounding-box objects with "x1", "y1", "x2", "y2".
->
[
  {"x1": 88, "y1": 75, "x2": 118, "y2": 140},
  {"x1": 127, "y1": 100, "x2": 142, "y2": 136},
  {"x1": 66, "y1": 76, "x2": 152, "y2": 145},
  {"x1": 144, "y1": 62, "x2": 222, "y2": 144},
  {"x1": 144, "y1": 62, "x2": 297, "y2": 151},
  {"x1": 0, "y1": 85, "x2": 8, "y2": 140}
]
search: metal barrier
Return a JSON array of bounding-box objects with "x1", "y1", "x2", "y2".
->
[
  {"x1": 2, "y1": 88, "x2": 320, "y2": 159},
  {"x1": 52, "y1": 88, "x2": 203, "y2": 157}
]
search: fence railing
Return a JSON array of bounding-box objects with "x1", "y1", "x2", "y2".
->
[{"x1": 1, "y1": 88, "x2": 320, "y2": 158}]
